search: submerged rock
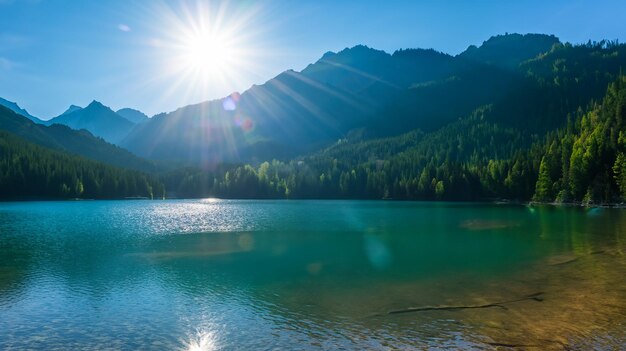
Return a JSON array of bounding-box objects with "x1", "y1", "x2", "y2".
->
[{"x1": 459, "y1": 219, "x2": 520, "y2": 231}]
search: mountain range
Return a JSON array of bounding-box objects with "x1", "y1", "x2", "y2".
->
[
  {"x1": 0, "y1": 105, "x2": 157, "y2": 172},
  {"x1": 1, "y1": 32, "x2": 626, "y2": 202},
  {"x1": 0, "y1": 99, "x2": 150, "y2": 145},
  {"x1": 2, "y1": 33, "x2": 566, "y2": 164},
  {"x1": 120, "y1": 33, "x2": 565, "y2": 164}
]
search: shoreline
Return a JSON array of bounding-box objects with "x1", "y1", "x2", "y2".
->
[
  {"x1": 1, "y1": 197, "x2": 625, "y2": 208},
  {"x1": 527, "y1": 200, "x2": 626, "y2": 209}
]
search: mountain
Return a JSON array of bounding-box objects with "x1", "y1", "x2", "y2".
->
[
  {"x1": 117, "y1": 108, "x2": 149, "y2": 124},
  {"x1": 0, "y1": 97, "x2": 45, "y2": 124},
  {"x1": 122, "y1": 33, "x2": 565, "y2": 164},
  {"x1": 301, "y1": 45, "x2": 458, "y2": 96},
  {"x1": 47, "y1": 100, "x2": 135, "y2": 144},
  {"x1": 121, "y1": 46, "x2": 461, "y2": 163},
  {"x1": 0, "y1": 104, "x2": 157, "y2": 172},
  {"x1": 59, "y1": 104, "x2": 82, "y2": 116},
  {"x1": 458, "y1": 33, "x2": 559, "y2": 69},
  {"x1": 163, "y1": 74, "x2": 626, "y2": 204},
  {"x1": 122, "y1": 66, "x2": 385, "y2": 164}
]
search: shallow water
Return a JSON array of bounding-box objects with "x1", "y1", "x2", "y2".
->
[{"x1": 0, "y1": 200, "x2": 624, "y2": 350}]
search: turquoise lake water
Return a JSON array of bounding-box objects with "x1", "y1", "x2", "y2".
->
[{"x1": 0, "y1": 200, "x2": 624, "y2": 350}]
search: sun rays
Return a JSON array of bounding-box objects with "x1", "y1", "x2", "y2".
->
[
  {"x1": 143, "y1": 0, "x2": 268, "y2": 104},
  {"x1": 180, "y1": 30, "x2": 235, "y2": 77},
  {"x1": 116, "y1": 1, "x2": 381, "y2": 166}
]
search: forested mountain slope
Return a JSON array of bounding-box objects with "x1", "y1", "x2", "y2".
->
[
  {"x1": 0, "y1": 131, "x2": 164, "y2": 200},
  {"x1": 161, "y1": 76, "x2": 626, "y2": 204},
  {"x1": 0, "y1": 105, "x2": 158, "y2": 172}
]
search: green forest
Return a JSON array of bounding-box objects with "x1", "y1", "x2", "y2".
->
[{"x1": 0, "y1": 131, "x2": 164, "y2": 200}]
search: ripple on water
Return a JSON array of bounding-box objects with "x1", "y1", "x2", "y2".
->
[{"x1": 0, "y1": 200, "x2": 625, "y2": 350}]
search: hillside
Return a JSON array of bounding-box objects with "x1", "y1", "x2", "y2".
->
[
  {"x1": 0, "y1": 105, "x2": 158, "y2": 172},
  {"x1": 162, "y1": 75, "x2": 626, "y2": 204},
  {"x1": 0, "y1": 130, "x2": 164, "y2": 200}
]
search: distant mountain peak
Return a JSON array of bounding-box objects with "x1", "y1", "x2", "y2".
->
[
  {"x1": 87, "y1": 100, "x2": 106, "y2": 108},
  {"x1": 347, "y1": 44, "x2": 374, "y2": 51},
  {"x1": 321, "y1": 51, "x2": 336, "y2": 60},
  {"x1": 458, "y1": 32, "x2": 560, "y2": 68},
  {"x1": 47, "y1": 99, "x2": 134, "y2": 144},
  {"x1": 487, "y1": 32, "x2": 558, "y2": 42},
  {"x1": 0, "y1": 96, "x2": 43, "y2": 123},
  {"x1": 303, "y1": 44, "x2": 392, "y2": 76},
  {"x1": 116, "y1": 108, "x2": 149, "y2": 124},
  {"x1": 476, "y1": 33, "x2": 560, "y2": 52},
  {"x1": 392, "y1": 48, "x2": 451, "y2": 60},
  {"x1": 336, "y1": 44, "x2": 388, "y2": 57},
  {"x1": 61, "y1": 104, "x2": 82, "y2": 116}
]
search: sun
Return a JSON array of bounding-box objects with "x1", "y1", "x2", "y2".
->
[
  {"x1": 145, "y1": 0, "x2": 272, "y2": 102},
  {"x1": 181, "y1": 31, "x2": 235, "y2": 77}
]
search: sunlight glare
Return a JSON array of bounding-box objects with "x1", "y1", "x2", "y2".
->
[
  {"x1": 180, "y1": 329, "x2": 218, "y2": 351},
  {"x1": 182, "y1": 30, "x2": 235, "y2": 77},
  {"x1": 148, "y1": 0, "x2": 268, "y2": 99}
]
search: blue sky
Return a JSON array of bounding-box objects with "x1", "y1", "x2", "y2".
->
[{"x1": 0, "y1": 0, "x2": 624, "y2": 119}]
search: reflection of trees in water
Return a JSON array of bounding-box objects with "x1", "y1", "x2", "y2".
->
[
  {"x1": 0, "y1": 213, "x2": 36, "y2": 299},
  {"x1": 534, "y1": 205, "x2": 623, "y2": 254}
]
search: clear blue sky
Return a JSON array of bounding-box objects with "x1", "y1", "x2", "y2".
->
[{"x1": 0, "y1": 0, "x2": 624, "y2": 119}]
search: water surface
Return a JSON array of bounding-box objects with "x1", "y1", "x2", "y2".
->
[{"x1": 0, "y1": 200, "x2": 625, "y2": 350}]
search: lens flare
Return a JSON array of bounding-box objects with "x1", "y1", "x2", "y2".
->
[
  {"x1": 233, "y1": 114, "x2": 254, "y2": 133},
  {"x1": 222, "y1": 93, "x2": 239, "y2": 111}
]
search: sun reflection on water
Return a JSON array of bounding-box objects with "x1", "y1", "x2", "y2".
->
[
  {"x1": 200, "y1": 198, "x2": 221, "y2": 203},
  {"x1": 180, "y1": 329, "x2": 218, "y2": 351}
]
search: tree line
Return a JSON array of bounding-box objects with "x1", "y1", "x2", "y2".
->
[{"x1": 0, "y1": 131, "x2": 164, "y2": 200}]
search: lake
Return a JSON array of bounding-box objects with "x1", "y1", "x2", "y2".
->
[{"x1": 0, "y1": 200, "x2": 624, "y2": 350}]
